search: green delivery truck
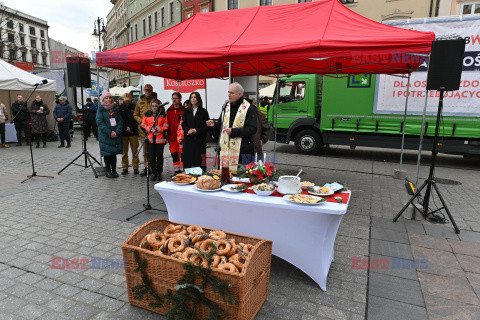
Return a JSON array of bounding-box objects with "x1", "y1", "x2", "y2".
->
[
  {"x1": 268, "y1": 16, "x2": 480, "y2": 156},
  {"x1": 268, "y1": 73, "x2": 480, "y2": 155}
]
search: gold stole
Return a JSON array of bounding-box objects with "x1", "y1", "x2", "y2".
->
[{"x1": 219, "y1": 100, "x2": 250, "y2": 173}]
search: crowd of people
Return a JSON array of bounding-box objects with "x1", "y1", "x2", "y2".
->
[{"x1": 0, "y1": 82, "x2": 271, "y2": 180}]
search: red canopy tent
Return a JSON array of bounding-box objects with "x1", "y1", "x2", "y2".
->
[{"x1": 97, "y1": 0, "x2": 435, "y2": 80}]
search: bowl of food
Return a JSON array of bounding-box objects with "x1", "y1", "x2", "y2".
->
[
  {"x1": 301, "y1": 181, "x2": 315, "y2": 190},
  {"x1": 252, "y1": 183, "x2": 276, "y2": 196}
]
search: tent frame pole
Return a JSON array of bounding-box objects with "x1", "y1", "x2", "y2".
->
[
  {"x1": 273, "y1": 76, "x2": 280, "y2": 165},
  {"x1": 399, "y1": 74, "x2": 411, "y2": 171}
]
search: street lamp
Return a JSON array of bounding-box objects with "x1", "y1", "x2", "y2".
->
[{"x1": 93, "y1": 18, "x2": 107, "y2": 100}]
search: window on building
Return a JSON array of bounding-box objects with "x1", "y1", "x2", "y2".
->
[
  {"x1": 339, "y1": 0, "x2": 355, "y2": 3},
  {"x1": 298, "y1": 0, "x2": 312, "y2": 2},
  {"x1": 154, "y1": 12, "x2": 158, "y2": 30},
  {"x1": 260, "y1": 0, "x2": 272, "y2": 5},
  {"x1": 462, "y1": 3, "x2": 480, "y2": 15},
  {"x1": 161, "y1": 8, "x2": 165, "y2": 27},
  {"x1": 9, "y1": 49, "x2": 16, "y2": 60},
  {"x1": 32, "y1": 54, "x2": 37, "y2": 64},
  {"x1": 42, "y1": 55, "x2": 47, "y2": 65},
  {"x1": 20, "y1": 36, "x2": 24, "y2": 46},
  {"x1": 8, "y1": 33, "x2": 14, "y2": 42},
  {"x1": 228, "y1": 0, "x2": 238, "y2": 10},
  {"x1": 186, "y1": 11, "x2": 193, "y2": 18},
  {"x1": 19, "y1": 23, "x2": 24, "y2": 32},
  {"x1": 7, "y1": 20, "x2": 13, "y2": 29},
  {"x1": 142, "y1": 19, "x2": 146, "y2": 36},
  {"x1": 41, "y1": 41, "x2": 45, "y2": 50},
  {"x1": 31, "y1": 39, "x2": 36, "y2": 48},
  {"x1": 278, "y1": 81, "x2": 306, "y2": 104},
  {"x1": 30, "y1": 26, "x2": 35, "y2": 35},
  {"x1": 135, "y1": 24, "x2": 138, "y2": 40},
  {"x1": 130, "y1": 27, "x2": 133, "y2": 43},
  {"x1": 40, "y1": 30, "x2": 45, "y2": 38},
  {"x1": 148, "y1": 15, "x2": 152, "y2": 33},
  {"x1": 200, "y1": 5, "x2": 209, "y2": 12},
  {"x1": 22, "y1": 51, "x2": 26, "y2": 62},
  {"x1": 169, "y1": 2, "x2": 174, "y2": 23}
]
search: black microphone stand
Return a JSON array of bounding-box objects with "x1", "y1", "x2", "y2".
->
[
  {"x1": 126, "y1": 108, "x2": 165, "y2": 221},
  {"x1": 214, "y1": 101, "x2": 228, "y2": 169},
  {"x1": 19, "y1": 83, "x2": 54, "y2": 183}
]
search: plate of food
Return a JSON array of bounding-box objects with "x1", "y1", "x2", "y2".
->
[
  {"x1": 301, "y1": 181, "x2": 315, "y2": 190},
  {"x1": 306, "y1": 186, "x2": 334, "y2": 197},
  {"x1": 283, "y1": 194, "x2": 326, "y2": 205},
  {"x1": 195, "y1": 175, "x2": 222, "y2": 192},
  {"x1": 222, "y1": 183, "x2": 247, "y2": 193},
  {"x1": 251, "y1": 183, "x2": 276, "y2": 196},
  {"x1": 172, "y1": 173, "x2": 196, "y2": 185},
  {"x1": 323, "y1": 182, "x2": 344, "y2": 192}
]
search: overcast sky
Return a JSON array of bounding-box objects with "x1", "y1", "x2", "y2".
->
[{"x1": 5, "y1": 0, "x2": 113, "y2": 54}]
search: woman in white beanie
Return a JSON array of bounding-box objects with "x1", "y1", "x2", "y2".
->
[{"x1": 96, "y1": 90, "x2": 123, "y2": 178}]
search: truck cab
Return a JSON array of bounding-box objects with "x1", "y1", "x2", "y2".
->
[{"x1": 269, "y1": 74, "x2": 323, "y2": 154}]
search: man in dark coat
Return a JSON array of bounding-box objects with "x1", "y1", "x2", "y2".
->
[
  {"x1": 119, "y1": 93, "x2": 140, "y2": 175},
  {"x1": 245, "y1": 98, "x2": 271, "y2": 160},
  {"x1": 53, "y1": 96, "x2": 72, "y2": 148},
  {"x1": 11, "y1": 94, "x2": 31, "y2": 146},
  {"x1": 83, "y1": 98, "x2": 99, "y2": 140},
  {"x1": 207, "y1": 82, "x2": 257, "y2": 172}
]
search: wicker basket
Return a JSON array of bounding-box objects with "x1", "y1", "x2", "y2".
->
[{"x1": 122, "y1": 219, "x2": 272, "y2": 320}]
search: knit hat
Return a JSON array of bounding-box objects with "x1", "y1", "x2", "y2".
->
[
  {"x1": 144, "y1": 84, "x2": 153, "y2": 91},
  {"x1": 123, "y1": 92, "x2": 133, "y2": 100},
  {"x1": 100, "y1": 90, "x2": 112, "y2": 101}
]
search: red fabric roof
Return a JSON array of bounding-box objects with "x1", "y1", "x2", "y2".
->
[{"x1": 98, "y1": 0, "x2": 435, "y2": 80}]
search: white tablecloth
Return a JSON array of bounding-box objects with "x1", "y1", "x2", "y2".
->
[
  {"x1": 154, "y1": 182, "x2": 350, "y2": 290},
  {"x1": 5, "y1": 123, "x2": 17, "y2": 143}
]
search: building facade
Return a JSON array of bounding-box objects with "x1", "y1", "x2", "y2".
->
[
  {"x1": 124, "y1": 0, "x2": 183, "y2": 85},
  {"x1": 0, "y1": 4, "x2": 50, "y2": 71},
  {"x1": 111, "y1": 0, "x2": 130, "y2": 86},
  {"x1": 183, "y1": 0, "x2": 211, "y2": 20}
]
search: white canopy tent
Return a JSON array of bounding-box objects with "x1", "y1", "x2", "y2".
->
[{"x1": 0, "y1": 59, "x2": 57, "y2": 135}]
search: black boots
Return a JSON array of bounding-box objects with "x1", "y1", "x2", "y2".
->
[{"x1": 121, "y1": 169, "x2": 128, "y2": 175}]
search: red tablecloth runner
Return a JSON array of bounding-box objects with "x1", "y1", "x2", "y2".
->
[{"x1": 237, "y1": 183, "x2": 350, "y2": 203}]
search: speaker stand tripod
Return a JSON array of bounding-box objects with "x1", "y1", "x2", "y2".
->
[
  {"x1": 58, "y1": 87, "x2": 100, "y2": 177},
  {"x1": 393, "y1": 90, "x2": 460, "y2": 234}
]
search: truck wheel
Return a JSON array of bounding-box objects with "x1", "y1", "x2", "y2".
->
[{"x1": 294, "y1": 130, "x2": 322, "y2": 155}]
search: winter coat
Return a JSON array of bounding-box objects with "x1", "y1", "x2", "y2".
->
[
  {"x1": 96, "y1": 105, "x2": 123, "y2": 157},
  {"x1": 133, "y1": 94, "x2": 156, "y2": 136},
  {"x1": 53, "y1": 102, "x2": 72, "y2": 122},
  {"x1": 141, "y1": 111, "x2": 168, "y2": 144},
  {"x1": 84, "y1": 102, "x2": 98, "y2": 121},
  {"x1": 119, "y1": 102, "x2": 139, "y2": 136},
  {"x1": 0, "y1": 104, "x2": 7, "y2": 124},
  {"x1": 182, "y1": 106, "x2": 210, "y2": 169},
  {"x1": 29, "y1": 100, "x2": 50, "y2": 134},
  {"x1": 11, "y1": 101, "x2": 29, "y2": 123},
  {"x1": 251, "y1": 106, "x2": 271, "y2": 156},
  {"x1": 166, "y1": 105, "x2": 184, "y2": 143}
]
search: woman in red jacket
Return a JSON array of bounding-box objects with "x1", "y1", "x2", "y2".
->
[{"x1": 141, "y1": 99, "x2": 168, "y2": 181}]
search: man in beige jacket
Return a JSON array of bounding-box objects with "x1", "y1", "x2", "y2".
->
[{"x1": 133, "y1": 84, "x2": 156, "y2": 176}]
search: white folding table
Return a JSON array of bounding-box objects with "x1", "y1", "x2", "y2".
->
[{"x1": 154, "y1": 181, "x2": 350, "y2": 290}]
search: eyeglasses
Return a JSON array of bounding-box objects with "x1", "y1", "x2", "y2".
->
[
  {"x1": 172, "y1": 97, "x2": 180, "y2": 100},
  {"x1": 144, "y1": 89, "x2": 152, "y2": 92}
]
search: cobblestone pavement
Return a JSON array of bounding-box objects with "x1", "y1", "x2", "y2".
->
[{"x1": 0, "y1": 136, "x2": 479, "y2": 319}]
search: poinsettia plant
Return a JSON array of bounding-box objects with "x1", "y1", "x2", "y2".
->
[{"x1": 238, "y1": 162, "x2": 280, "y2": 184}]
